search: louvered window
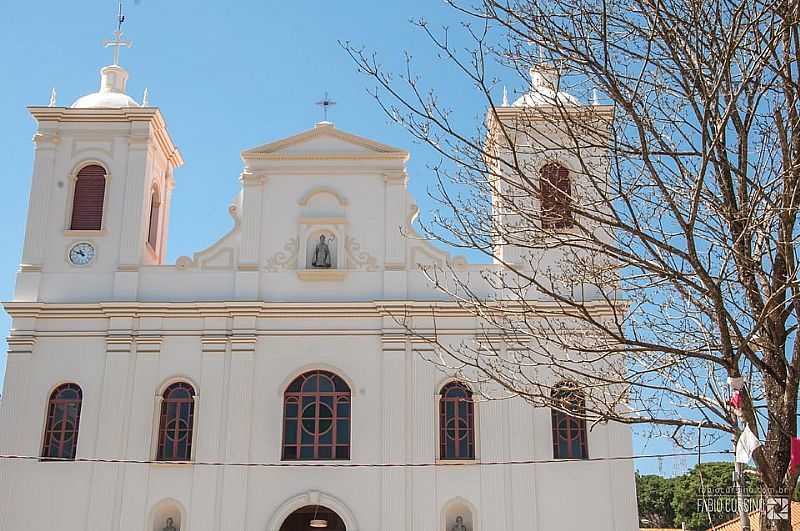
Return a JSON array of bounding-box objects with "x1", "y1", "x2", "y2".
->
[
  {"x1": 147, "y1": 188, "x2": 161, "y2": 250},
  {"x1": 540, "y1": 163, "x2": 573, "y2": 229},
  {"x1": 70, "y1": 165, "x2": 106, "y2": 230}
]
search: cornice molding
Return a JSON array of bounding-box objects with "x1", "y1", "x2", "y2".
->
[
  {"x1": 241, "y1": 122, "x2": 409, "y2": 161},
  {"x1": 2, "y1": 299, "x2": 626, "y2": 320},
  {"x1": 28, "y1": 106, "x2": 184, "y2": 168},
  {"x1": 244, "y1": 152, "x2": 408, "y2": 161}
]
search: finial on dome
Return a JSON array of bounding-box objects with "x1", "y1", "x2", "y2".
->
[
  {"x1": 71, "y1": 1, "x2": 139, "y2": 109},
  {"x1": 104, "y1": 1, "x2": 131, "y2": 66},
  {"x1": 48, "y1": 88, "x2": 57, "y2": 107},
  {"x1": 529, "y1": 62, "x2": 559, "y2": 92},
  {"x1": 142, "y1": 88, "x2": 149, "y2": 106},
  {"x1": 502, "y1": 86, "x2": 509, "y2": 107}
]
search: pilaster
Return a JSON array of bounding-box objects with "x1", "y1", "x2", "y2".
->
[
  {"x1": 0, "y1": 335, "x2": 35, "y2": 454},
  {"x1": 118, "y1": 127, "x2": 149, "y2": 266},
  {"x1": 239, "y1": 171, "x2": 265, "y2": 266},
  {"x1": 85, "y1": 327, "x2": 134, "y2": 531},
  {"x1": 380, "y1": 327, "x2": 408, "y2": 531},
  {"x1": 21, "y1": 129, "x2": 61, "y2": 266},
  {"x1": 220, "y1": 315, "x2": 256, "y2": 531}
]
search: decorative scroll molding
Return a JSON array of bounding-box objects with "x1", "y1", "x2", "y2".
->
[
  {"x1": 178, "y1": 194, "x2": 242, "y2": 271},
  {"x1": 265, "y1": 237, "x2": 299, "y2": 272},
  {"x1": 343, "y1": 236, "x2": 379, "y2": 271}
]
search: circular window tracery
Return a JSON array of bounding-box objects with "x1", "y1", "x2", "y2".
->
[{"x1": 282, "y1": 370, "x2": 351, "y2": 460}]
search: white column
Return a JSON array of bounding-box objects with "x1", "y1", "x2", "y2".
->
[
  {"x1": 116, "y1": 336, "x2": 161, "y2": 531},
  {"x1": 411, "y1": 343, "x2": 437, "y2": 531},
  {"x1": 219, "y1": 315, "x2": 256, "y2": 530},
  {"x1": 117, "y1": 125, "x2": 150, "y2": 266},
  {"x1": 380, "y1": 326, "x2": 409, "y2": 531},
  {"x1": 383, "y1": 172, "x2": 408, "y2": 299},
  {"x1": 478, "y1": 399, "x2": 510, "y2": 531},
  {"x1": 236, "y1": 171, "x2": 265, "y2": 298},
  {"x1": 85, "y1": 325, "x2": 134, "y2": 531},
  {"x1": 190, "y1": 317, "x2": 228, "y2": 531},
  {"x1": 21, "y1": 130, "x2": 60, "y2": 266}
]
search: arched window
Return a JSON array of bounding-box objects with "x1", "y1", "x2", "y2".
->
[
  {"x1": 282, "y1": 370, "x2": 351, "y2": 461},
  {"x1": 439, "y1": 382, "x2": 475, "y2": 460},
  {"x1": 70, "y1": 164, "x2": 107, "y2": 230},
  {"x1": 41, "y1": 383, "x2": 82, "y2": 460},
  {"x1": 551, "y1": 382, "x2": 588, "y2": 459},
  {"x1": 147, "y1": 186, "x2": 161, "y2": 250},
  {"x1": 156, "y1": 382, "x2": 195, "y2": 461},
  {"x1": 539, "y1": 162, "x2": 572, "y2": 229}
]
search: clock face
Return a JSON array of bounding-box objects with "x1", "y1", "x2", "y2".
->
[{"x1": 68, "y1": 242, "x2": 96, "y2": 266}]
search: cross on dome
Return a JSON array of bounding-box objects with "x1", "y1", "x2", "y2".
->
[
  {"x1": 104, "y1": 1, "x2": 131, "y2": 66},
  {"x1": 70, "y1": 1, "x2": 139, "y2": 109}
]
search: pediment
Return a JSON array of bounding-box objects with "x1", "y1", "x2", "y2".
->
[{"x1": 242, "y1": 122, "x2": 409, "y2": 161}]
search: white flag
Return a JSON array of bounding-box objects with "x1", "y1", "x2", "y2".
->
[{"x1": 736, "y1": 426, "x2": 762, "y2": 463}]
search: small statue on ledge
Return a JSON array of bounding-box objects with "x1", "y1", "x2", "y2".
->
[
  {"x1": 162, "y1": 517, "x2": 177, "y2": 531},
  {"x1": 450, "y1": 515, "x2": 468, "y2": 531},
  {"x1": 312, "y1": 234, "x2": 332, "y2": 268}
]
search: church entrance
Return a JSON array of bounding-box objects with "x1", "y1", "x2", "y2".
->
[{"x1": 279, "y1": 505, "x2": 346, "y2": 531}]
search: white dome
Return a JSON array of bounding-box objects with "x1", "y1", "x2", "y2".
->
[
  {"x1": 71, "y1": 64, "x2": 140, "y2": 109},
  {"x1": 512, "y1": 64, "x2": 580, "y2": 107},
  {"x1": 72, "y1": 91, "x2": 139, "y2": 109},
  {"x1": 512, "y1": 88, "x2": 580, "y2": 107}
]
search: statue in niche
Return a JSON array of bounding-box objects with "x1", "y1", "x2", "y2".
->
[
  {"x1": 162, "y1": 517, "x2": 177, "y2": 531},
  {"x1": 450, "y1": 516, "x2": 468, "y2": 531},
  {"x1": 311, "y1": 234, "x2": 332, "y2": 268}
]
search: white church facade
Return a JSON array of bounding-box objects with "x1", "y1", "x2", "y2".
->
[{"x1": 0, "y1": 26, "x2": 639, "y2": 531}]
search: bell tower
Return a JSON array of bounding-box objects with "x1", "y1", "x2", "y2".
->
[
  {"x1": 15, "y1": 12, "x2": 182, "y2": 303},
  {"x1": 486, "y1": 62, "x2": 613, "y2": 267}
]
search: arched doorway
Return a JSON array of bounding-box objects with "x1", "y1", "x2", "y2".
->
[{"x1": 279, "y1": 505, "x2": 346, "y2": 531}]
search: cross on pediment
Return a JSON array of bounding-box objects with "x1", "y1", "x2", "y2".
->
[{"x1": 315, "y1": 92, "x2": 336, "y2": 122}]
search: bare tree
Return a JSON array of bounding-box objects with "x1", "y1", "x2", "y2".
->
[{"x1": 344, "y1": 0, "x2": 800, "y2": 529}]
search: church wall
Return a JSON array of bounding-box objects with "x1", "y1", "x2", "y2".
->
[
  {"x1": 0, "y1": 310, "x2": 635, "y2": 531},
  {"x1": 2, "y1": 109, "x2": 637, "y2": 530}
]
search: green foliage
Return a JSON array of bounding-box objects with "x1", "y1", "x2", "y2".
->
[
  {"x1": 672, "y1": 462, "x2": 739, "y2": 530},
  {"x1": 636, "y1": 473, "x2": 676, "y2": 528},
  {"x1": 637, "y1": 462, "x2": 761, "y2": 531}
]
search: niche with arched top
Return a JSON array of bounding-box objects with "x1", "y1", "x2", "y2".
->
[
  {"x1": 443, "y1": 498, "x2": 476, "y2": 531},
  {"x1": 150, "y1": 498, "x2": 184, "y2": 531},
  {"x1": 305, "y1": 230, "x2": 338, "y2": 269}
]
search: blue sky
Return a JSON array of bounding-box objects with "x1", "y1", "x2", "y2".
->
[{"x1": 0, "y1": 0, "x2": 715, "y2": 475}]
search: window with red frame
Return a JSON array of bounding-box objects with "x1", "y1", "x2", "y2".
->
[
  {"x1": 70, "y1": 164, "x2": 107, "y2": 230},
  {"x1": 156, "y1": 382, "x2": 195, "y2": 461},
  {"x1": 282, "y1": 370, "x2": 351, "y2": 461},
  {"x1": 551, "y1": 382, "x2": 588, "y2": 459},
  {"x1": 41, "y1": 383, "x2": 83, "y2": 460},
  {"x1": 540, "y1": 163, "x2": 573, "y2": 229},
  {"x1": 439, "y1": 382, "x2": 475, "y2": 460}
]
